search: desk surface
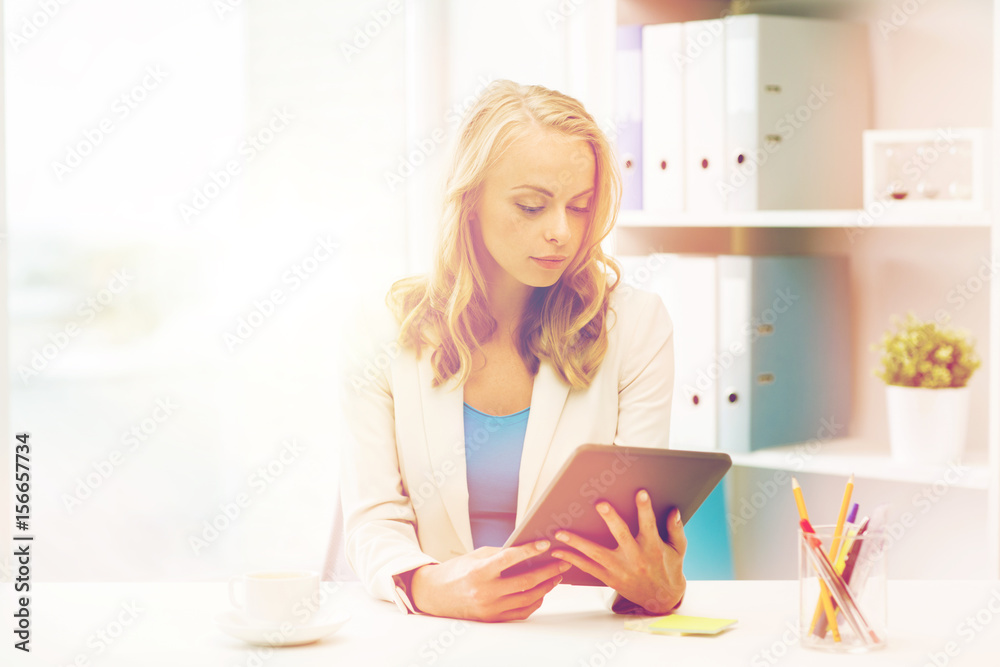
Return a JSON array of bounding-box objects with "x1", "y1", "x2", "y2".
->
[{"x1": 7, "y1": 580, "x2": 1000, "y2": 666}]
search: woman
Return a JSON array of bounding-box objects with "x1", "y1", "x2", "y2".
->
[{"x1": 339, "y1": 80, "x2": 685, "y2": 622}]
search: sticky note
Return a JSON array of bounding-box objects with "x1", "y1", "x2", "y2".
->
[{"x1": 626, "y1": 614, "x2": 738, "y2": 636}]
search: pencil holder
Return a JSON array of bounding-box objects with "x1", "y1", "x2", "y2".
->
[{"x1": 798, "y1": 524, "x2": 887, "y2": 652}]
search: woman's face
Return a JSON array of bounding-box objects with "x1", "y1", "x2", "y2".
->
[{"x1": 471, "y1": 126, "x2": 596, "y2": 292}]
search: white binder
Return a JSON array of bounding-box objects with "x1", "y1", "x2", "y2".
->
[
  {"x1": 682, "y1": 19, "x2": 728, "y2": 212},
  {"x1": 724, "y1": 15, "x2": 871, "y2": 210},
  {"x1": 618, "y1": 254, "x2": 718, "y2": 451},
  {"x1": 716, "y1": 256, "x2": 753, "y2": 452},
  {"x1": 641, "y1": 23, "x2": 685, "y2": 212},
  {"x1": 640, "y1": 15, "x2": 871, "y2": 212}
]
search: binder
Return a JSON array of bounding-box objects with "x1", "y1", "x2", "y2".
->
[
  {"x1": 615, "y1": 25, "x2": 643, "y2": 211},
  {"x1": 716, "y1": 255, "x2": 851, "y2": 453},
  {"x1": 618, "y1": 254, "x2": 717, "y2": 451},
  {"x1": 641, "y1": 22, "x2": 685, "y2": 212},
  {"x1": 682, "y1": 19, "x2": 728, "y2": 212},
  {"x1": 724, "y1": 15, "x2": 871, "y2": 210},
  {"x1": 640, "y1": 15, "x2": 870, "y2": 211}
]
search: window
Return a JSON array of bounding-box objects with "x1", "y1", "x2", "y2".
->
[{"x1": 7, "y1": 0, "x2": 406, "y2": 580}]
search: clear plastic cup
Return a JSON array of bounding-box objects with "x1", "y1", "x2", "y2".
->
[{"x1": 798, "y1": 524, "x2": 887, "y2": 652}]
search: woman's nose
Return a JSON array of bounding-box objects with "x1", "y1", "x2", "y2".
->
[{"x1": 545, "y1": 209, "x2": 571, "y2": 245}]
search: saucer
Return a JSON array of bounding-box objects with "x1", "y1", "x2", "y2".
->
[{"x1": 214, "y1": 608, "x2": 350, "y2": 646}]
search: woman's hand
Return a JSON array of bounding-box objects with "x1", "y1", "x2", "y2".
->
[
  {"x1": 549, "y1": 489, "x2": 687, "y2": 614},
  {"x1": 409, "y1": 540, "x2": 571, "y2": 622}
]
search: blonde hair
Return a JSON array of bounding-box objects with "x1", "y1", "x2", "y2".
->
[{"x1": 388, "y1": 80, "x2": 622, "y2": 390}]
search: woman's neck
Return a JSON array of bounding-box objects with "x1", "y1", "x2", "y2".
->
[{"x1": 485, "y1": 278, "x2": 533, "y2": 339}]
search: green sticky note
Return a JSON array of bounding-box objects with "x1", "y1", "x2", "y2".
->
[{"x1": 644, "y1": 614, "x2": 738, "y2": 635}]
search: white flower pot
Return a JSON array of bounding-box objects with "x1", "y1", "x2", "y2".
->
[{"x1": 885, "y1": 385, "x2": 971, "y2": 465}]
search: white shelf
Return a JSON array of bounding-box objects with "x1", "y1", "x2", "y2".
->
[
  {"x1": 594, "y1": 0, "x2": 1000, "y2": 578},
  {"x1": 618, "y1": 208, "x2": 993, "y2": 229},
  {"x1": 728, "y1": 437, "x2": 991, "y2": 490}
]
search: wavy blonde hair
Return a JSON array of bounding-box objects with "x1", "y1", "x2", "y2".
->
[{"x1": 388, "y1": 80, "x2": 622, "y2": 390}]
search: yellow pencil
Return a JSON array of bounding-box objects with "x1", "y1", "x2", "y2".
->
[
  {"x1": 828, "y1": 474, "x2": 855, "y2": 561},
  {"x1": 791, "y1": 477, "x2": 809, "y2": 521},
  {"x1": 792, "y1": 477, "x2": 841, "y2": 641},
  {"x1": 835, "y1": 525, "x2": 861, "y2": 573},
  {"x1": 816, "y1": 577, "x2": 841, "y2": 643},
  {"x1": 808, "y1": 474, "x2": 854, "y2": 635}
]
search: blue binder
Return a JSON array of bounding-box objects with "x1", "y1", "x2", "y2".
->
[{"x1": 717, "y1": 255, "x2": 851, "y2": 452}]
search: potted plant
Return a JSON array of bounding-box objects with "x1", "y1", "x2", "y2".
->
[{"x1": 873, "y1": 313, "x2": 981, "y2": 465}]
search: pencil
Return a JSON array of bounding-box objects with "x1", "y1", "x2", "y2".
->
[
  {"x1": 829, "y1": 475, "x2": 855, "y2": 563},
  {"x1": 791, "y1": 477, "x2": 841, "y2": 641},
  {"x1": 802, "y1": 519, "x2": 879, "y2": 645},
  {"x1": 809, "y1": 474, "x2": 854, "y2": 636},
  {"x1": 814, "y1": 517, "x2": 870, "y2": 639},
  {"x1": 791, "y1": 477, "x2": 809, "y2": 521}
]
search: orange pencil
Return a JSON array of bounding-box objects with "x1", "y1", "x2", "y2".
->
[
  {"x1": 791, "y1": 477, "x2": 840, "y2": 642},
  {"x1": 808, "y1": 474, "x2": 854, "y2": 636}
]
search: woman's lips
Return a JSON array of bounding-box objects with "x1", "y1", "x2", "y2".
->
[{"x1": 531, "y1": 256, "x2": 567, "y2": 269}]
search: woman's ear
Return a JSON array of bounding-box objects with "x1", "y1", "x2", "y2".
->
[{"x1": 467, "y1": 207, "x2": 482, "y2": 235}]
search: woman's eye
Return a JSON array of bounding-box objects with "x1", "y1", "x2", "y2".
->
[
  {"x1": 516, "y1": 203, "x2": 544, "y2": 214},
  {"x1": 569, "y1": 205, "x2": 591, "y2": 214}
]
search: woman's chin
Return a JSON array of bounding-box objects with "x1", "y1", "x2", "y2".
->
[{"x1": 523, "y1": 273, "x2": 564, "y2": 289}]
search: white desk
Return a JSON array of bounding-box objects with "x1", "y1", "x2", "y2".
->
[{"x1": 6, "y1": 580, "x2": 1000, "y2": 666}]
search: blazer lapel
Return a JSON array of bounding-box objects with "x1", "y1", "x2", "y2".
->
[
  {"x1": 416, "y1": 352, "x2": 570, "y2": 552},
  {"x1": 516, "y1": 358, "x2": 571, "y2": 522},
  {"x1": 416, "y1": 354, "x2": 475, "y2": 553}
]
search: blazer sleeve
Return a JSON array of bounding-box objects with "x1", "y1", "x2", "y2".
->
[
  {"x1": 613, "y1": 289, "x2": 675, "y2": 450},
  {"x1": 609, "y1": 288, "x2": 681, "y2": 614},
  {"x1": 337, "y1": 300, "x2": 439, "y2": 613}
]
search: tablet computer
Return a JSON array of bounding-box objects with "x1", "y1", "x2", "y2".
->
[{"x1": 501, "y1": 444, "x2": 732, "y2": 586}]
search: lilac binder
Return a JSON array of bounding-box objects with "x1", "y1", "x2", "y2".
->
[{"x1": 616, "y1": 25, "x2": 643, "y2": 211}]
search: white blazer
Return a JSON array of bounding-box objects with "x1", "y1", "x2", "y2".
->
[{"x1": 338, "y1": 284, "x2": 674, "y2": 613}]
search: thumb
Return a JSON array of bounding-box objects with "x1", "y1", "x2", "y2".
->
[{"x1": 665, "y1": 508, "x2": 687, "y2": 556}]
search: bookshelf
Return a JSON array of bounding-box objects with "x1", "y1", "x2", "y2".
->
[
  {"x1": 727, "y1": 438, "x2": 991, "y2": 491},
  {"x1": 619, "y1": 209, "x2": 994, "y2": 228},
  {"x1": 600, "y1": 0, "x2": 1000, "y2": 578},
  {"x1": 407, "y1": 0, "x2": 999, "y2": 578}
]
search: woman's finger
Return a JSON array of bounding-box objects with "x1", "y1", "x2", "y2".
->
[
  {"x1": 486, "y1": 539, "x2": 550, "y2": 574},
  {"x1": 549, "y1": 548, "x2": 611, "y2": 587},
  {"x1": 553, "y1": 529, "x2": 617, "y2": 571},
  {"x1": 494, "y1": 558, "x2": 569, "y2": 597},
  {"x1": 635, "y1": 489, "x2": 660, "y2": 540},
  {"x1": 498, "y1": 572, "x2": 563, "y2": 611},
  {"x1": 495, "y1": 594, "x2": 547, "y2": 622},
  {"x1": 664, "y1": 508, "x2": 687, "y2": 557},
  {"x1": 593, "y1": 500, "x2": 637, "y2": 553}
]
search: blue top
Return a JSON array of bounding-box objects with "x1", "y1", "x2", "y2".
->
[{"x1": 463, "y1": 402, "x2": 529, "y2": 549}]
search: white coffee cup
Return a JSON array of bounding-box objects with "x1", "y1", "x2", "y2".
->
[{"x1": 228, "y1": 570, "x2": 320, "y2": 625}]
